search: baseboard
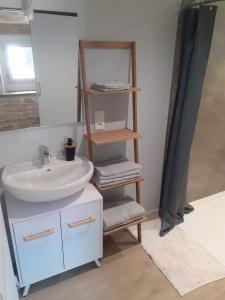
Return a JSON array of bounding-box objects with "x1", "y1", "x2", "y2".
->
[{"x1": 145, "y1": 209, "x2": 159, "y2": 221}]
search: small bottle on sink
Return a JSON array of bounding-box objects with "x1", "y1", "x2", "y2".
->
[{"x1": 65, "y1": 138, "x2": 76, "y2": 161}]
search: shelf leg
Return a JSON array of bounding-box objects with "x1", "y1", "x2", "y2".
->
[
  {"x1": 95, "y1": 259, "x2": 101, "y2": 268},
  {"x1": 22, "y1": 285, "x2": 30, "y2": 297},
  {"x1": 137, "y1": 223, "x2": 142, "y2": 243}
]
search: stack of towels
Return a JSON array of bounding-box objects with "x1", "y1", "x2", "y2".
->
[
  {"x1": 92, "y1": 81, "x2": 131, "y2": 92},
  {"x1": 103, "y1": 195, "x2": 145, "y2": 231},
  {"x1": 95, "y1": 158, "x2": 142, "y2": 189}
]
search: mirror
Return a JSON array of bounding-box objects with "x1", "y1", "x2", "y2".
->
[
  {"x1": 0, "y1": 13, "x2": 39, "y2": 131},
  {"x1": 0, "y1": 9, "x2": 79, "y2": 132}
]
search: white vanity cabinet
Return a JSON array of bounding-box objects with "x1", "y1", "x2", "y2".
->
[{"x1": 3, "y1": 184, "x2": 103, "y2": 296}]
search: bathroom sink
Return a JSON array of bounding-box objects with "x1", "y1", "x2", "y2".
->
[{"x1": 1, "y1": 156, "x2": 94, "y2": 203}]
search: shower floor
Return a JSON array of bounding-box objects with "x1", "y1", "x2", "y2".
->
[{"x1": 181, "y1": 190, "x2": 225, "y2": 266}]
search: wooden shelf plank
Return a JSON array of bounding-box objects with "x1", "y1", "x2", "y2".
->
[
  {"x1": 85, "y1": 128, "x2": 140, "y2": 145},
  {"x1": 80, "y1": 40, "x2": 134, "y2": 49},
  {"x1": 87, "y1": 87, "x2": 141, "y2": 96},
  {"x1": 97, "y1": 177, "x2": 144, "y2": 192},
  {"x1": 104, "y1": 217, "x2": 146, "y2": 236}
]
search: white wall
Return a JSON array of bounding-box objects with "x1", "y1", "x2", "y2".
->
[
  {"x1": 0, "y1": 205, "x2": 19, "y2": 300},
  {"x1": 0, "y1": 0, "x2": 179, "y2": 211},
  {"x1": 0, "y1": 123, "x2": 79, "y2": 167}
]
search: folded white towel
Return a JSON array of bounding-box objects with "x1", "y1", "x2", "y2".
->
[
  {"x1": 95, "y1": 159, "x2": 142, "y2": 178},
  {"x1": 95, "y1": 169, "x2": 142, "y2": 182},
  {"x1": 95, "y1": 172, "x2": 141, "y2": 186},
  {"x1": 92, "y1": 81, "x2": 131, "y2": 91}
]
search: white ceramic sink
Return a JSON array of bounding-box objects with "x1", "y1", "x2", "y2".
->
[{"x1": 1, "y1": 156, "x2": 94, "y2": 203}]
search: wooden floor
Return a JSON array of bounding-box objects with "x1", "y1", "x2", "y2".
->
[{"x1": 22, "y1": 230, "x2": 225, "y2": 300}]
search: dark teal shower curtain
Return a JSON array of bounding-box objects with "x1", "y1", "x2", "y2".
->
[{"x1": 160, "y1": 5, "x2": 217, "y2": 236}]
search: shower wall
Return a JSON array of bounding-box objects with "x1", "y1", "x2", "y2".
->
[{"x1": 187, "y1": 3, "x2": 225, "y2": 202}]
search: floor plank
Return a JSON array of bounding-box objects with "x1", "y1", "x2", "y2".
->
[{"x1": 21, "y1": 230, "x2": 225, "y2": 300}]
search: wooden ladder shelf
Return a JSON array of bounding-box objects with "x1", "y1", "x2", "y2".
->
[{"x1": 79, "y1": 40, "x2": 144, "y2": 243}]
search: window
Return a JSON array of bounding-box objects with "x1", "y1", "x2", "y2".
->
[
  {"x1": 0, "y1": 35, "x2": 36, "y2": 94},
  {"x1": 7, "y1": 45, "x2": 35, "y2": 80}
]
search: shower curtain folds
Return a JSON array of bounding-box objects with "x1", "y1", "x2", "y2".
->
[{"x1": 160, "y1": 6, "x2": 217, "y2": 236}]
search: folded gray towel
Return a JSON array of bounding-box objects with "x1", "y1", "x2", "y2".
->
[
  {"x1": 103, "y1": 195, "x2": 145, "y2": 231},
  {"x1": 92, "y1": 81, "x2": 131, "y2": 91},
  {"x1": 95, "y1": 159, "x2": 142, "y2": 178},
  {"x1": 92, "y1": 86, "x2": 130, "y2": 92},
  {"x1": 95, "y1": 170, "x2": 141, "y2": 183}
]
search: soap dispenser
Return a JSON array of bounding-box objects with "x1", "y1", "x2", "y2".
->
[{"x1": 65, "y1": 138, "x2": 76, "y2": 161}]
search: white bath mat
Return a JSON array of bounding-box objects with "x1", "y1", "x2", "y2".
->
[{"x1": 129, "y1": 217, "x2": 225, "y2": 296}]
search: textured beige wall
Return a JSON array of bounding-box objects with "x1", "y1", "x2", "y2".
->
[
  {"x1": 0, "y1": 94, "x2": 40, "y2": 131},
  {"x1": 188, "y1": 3, "x2": 225, "y2": 201}
]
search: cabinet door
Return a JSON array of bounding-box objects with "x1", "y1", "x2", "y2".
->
[
  {"x1": 13, "y1": 213, "x2": 64, "y2": 286},
  {"x1": 61, "y1": 201, "x2": 102, "y2": 270}
]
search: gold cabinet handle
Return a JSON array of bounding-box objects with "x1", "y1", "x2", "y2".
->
[
  {"x1": 68, "y1": 216, "x2": 96, "y2": 228},
  {"x1": 23, "y1": 228, "x2": 55, "y2": 242}
]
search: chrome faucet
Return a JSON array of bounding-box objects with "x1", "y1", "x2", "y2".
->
[{"x1": 43, "y1": 150, "x2": 51, "y2": 165}]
